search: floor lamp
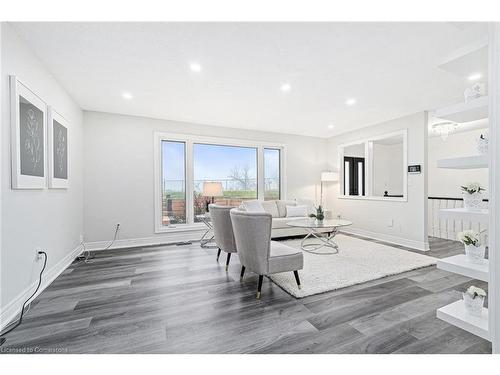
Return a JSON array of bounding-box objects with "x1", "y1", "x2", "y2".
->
[{"x1": 320, "y1": 172, "x2": 339, "y2": 207}]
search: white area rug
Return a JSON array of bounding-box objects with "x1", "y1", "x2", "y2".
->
[{"x1": 269, "y1": 235, "x2": 436, "y2": 298}]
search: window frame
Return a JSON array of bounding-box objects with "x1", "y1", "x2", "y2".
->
[{"x1": 154, "y1": 132, "x2": 286, "y2": 233}]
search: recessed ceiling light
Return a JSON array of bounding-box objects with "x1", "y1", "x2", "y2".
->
[
  {"x1": 468, "y1": 72, "x2": 482, "y2": 81},
  {"x1": 190, "y1": 62, "x2": 202, "y2": 72},
  {"x1": 346, "y1": 98, "x2": 357, "y2": 106},
  {"x1": 280, "y1": 83, "x2": 291, "y2": 92},
  {"x1": 122, "y1": 92, "x2": 133, "y2": 100},
  {"x1": 328, "y1": 124, "x2": 335, "y2": 129}
]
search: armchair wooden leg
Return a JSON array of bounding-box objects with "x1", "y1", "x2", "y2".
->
[
  {"x1": 216, "y1": 248, "x2": 221, "y2": 261},
  {"x1": 256, "y1": 275, "x2": 264, "y2": 299},
  {"x1": 225, "y1": 253, "x2": 231, "y2": 271},
  {"x1": 293, "y1": 270, "x2": 301, "y2": 289},
  {"x1": 240, "y1": 265, "x2": 246, "y2": 280}
]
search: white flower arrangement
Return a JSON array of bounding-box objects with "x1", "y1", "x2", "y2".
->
[
  {"x1": 458, "y1": 230, "x2": 480, "y2": 246},
  {"x1": 465, "y1": 286, "x2": 486, "y2": 299},
  {"x1": 460, "y1": 182, "x2": 484, "y2": 195}
]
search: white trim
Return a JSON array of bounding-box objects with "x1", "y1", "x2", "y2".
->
[
  {"x1": 153, "y1": 131, "x2": 286, "y2": 233},
  {"x1": 340, "y1": 226, "x2": 430, "y2": 252},
  {"x1": 338, "y1": 129, "x2": 408, "y2": 202},
  {"x1": 10, "y1": 76, "x2": 48, "y2": 189},
  {"x1": 84, "y1": 230, "x2": 205, "y2": 251},
  {"x1": 47, "y1": 107, "x2": 70, "y2": 189},
  {"x1": 489, "y1": 22, "x2": 499, "y2": 354},
  {"x1": 0, "y1": 244, "x2": 83, "y2": 331}
]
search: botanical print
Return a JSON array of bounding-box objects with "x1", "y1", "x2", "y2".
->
[
  {"x1": 19, "y1": 97, "x2": 44, "y2": 177},
  {"x1": 53, "y1": 120, "x2": 68, "y2": 179}
]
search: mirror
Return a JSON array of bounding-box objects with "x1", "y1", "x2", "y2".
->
[
  {"x1": 372, "y1": 134, "x2": 404, "y2": 198},
  {"x1": 339, "y1": 130, "x2": 407, "y2": 200},
  {"x1": 342, "y1": 143, "x2": 365, "y2": 196}
]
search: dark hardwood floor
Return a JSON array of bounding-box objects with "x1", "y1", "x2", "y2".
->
[{"x1": 0, "y1": 235, "x2": 491, "y2": 354}]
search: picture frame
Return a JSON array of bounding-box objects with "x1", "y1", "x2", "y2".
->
[
  {"x1": 10, "y1": 76, "x2": 47, "y2": 189},
  {"x1": 47, "y1": 107, "x2": 69, "y2": 189}
]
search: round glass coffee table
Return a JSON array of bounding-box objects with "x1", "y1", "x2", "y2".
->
[{"x1": 286, "y1": 219, "x2": 353, "y2": 255}]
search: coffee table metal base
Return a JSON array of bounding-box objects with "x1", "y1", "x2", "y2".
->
[{"x1": 300, "y1": 227, "x2": 339, "y2": 255}]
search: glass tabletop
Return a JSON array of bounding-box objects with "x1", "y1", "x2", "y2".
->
[{"x1": 286, "y1": 218, "x2": 352, "y2": 229}]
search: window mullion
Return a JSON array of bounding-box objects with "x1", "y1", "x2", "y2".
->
[
  {"x1": 257, "y1": 146, "x2": 264, "y2": 200},
  {"x1": 186, "y1": 140, "x2": 194, "y2": 225}
]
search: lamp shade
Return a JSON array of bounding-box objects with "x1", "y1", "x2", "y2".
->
[
  {"x1": 202, "y1": 181, "x2": 223, "y2": 197},
  {"x1": 321, "y1": 172, "x2": 339, "y2": 182}
]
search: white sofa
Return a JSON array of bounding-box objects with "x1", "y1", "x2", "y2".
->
[{"x1": 239, "y1": 199, "x2": 330, "y2": 238}]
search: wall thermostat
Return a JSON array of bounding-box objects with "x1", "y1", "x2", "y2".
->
[{"x1": 408, "y1": 165, "x2": 421, "y2": 174}]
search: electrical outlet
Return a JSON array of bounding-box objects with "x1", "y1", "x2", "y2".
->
[
  {"x1": 35, "y1": 247, "x2": 43, "y2": 261},
  {"x1": 388, "y1": 219, "x2": 394, "y2": 228}
]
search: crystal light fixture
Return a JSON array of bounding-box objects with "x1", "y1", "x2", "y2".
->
[{"x1": 432, "y1": 121, "x2": 458, "y2": 141}]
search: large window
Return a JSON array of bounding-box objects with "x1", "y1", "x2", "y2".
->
[
  {"x1": 155, "y1": 134, "x2": 284, "y2": 231},
  {"x1": 264, "y1": 148, "x2": 280, "y2": 200},
  {"x1": 193, "y1": 144, "x2": 258, "y2": 222}
]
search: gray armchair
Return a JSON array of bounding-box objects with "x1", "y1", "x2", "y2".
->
[
  {"x1": 230, "y1": 208, "x2": 303, "y2": 299},
  {"x1": 209, "y1": 204, "x2": 237, "y2": 271}
]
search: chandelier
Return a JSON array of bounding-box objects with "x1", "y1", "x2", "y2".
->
[{"x1": 432, "y1": 122, "x2": 458, "y2": 141}]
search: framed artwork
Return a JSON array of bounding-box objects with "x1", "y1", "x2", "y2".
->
[
  {"x1": 47, "y1": 107, "x2": 69, "y2": 189},
  {"x1": 10, "y1": 76, "x2": 47, "y2": 189}
]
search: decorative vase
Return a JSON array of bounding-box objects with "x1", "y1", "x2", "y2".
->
[
  {"x1": 316, "y1": 219, "x2": 324, "y2": 225},
  {"x1": 462, "y1": 191, "x2": 483, "y2": 211},
  {"x1": 477, "y1": 137, "x2": 488, "y2": 155},
  {"x1": 462, "y1": 293, "x2": 485, "y2": 317},
  {"x1": 464, "y1": 244, "x2": 486, "y2": 264}
]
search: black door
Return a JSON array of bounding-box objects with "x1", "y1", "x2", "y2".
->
[{"x1": 344, "y1": 157, "x2": 365, "y2": 196}]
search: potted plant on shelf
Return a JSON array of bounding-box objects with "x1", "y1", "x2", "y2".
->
[
  {"x1": 457, "y1": 230, "x2": 486, "y2": 264},
  {"x1": 309, "y1": 205, "x2": 325, "y2": 225},
  {"x1": 463, "y1": 286, "x2": 486, "y2": 317},
  {"x1": 460, "y1": 182, "x2": 484, "y2": 211}
]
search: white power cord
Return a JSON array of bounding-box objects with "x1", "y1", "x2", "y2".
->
[{"x1": 77, "y1": 224, "x2": 120, "y2": 263}]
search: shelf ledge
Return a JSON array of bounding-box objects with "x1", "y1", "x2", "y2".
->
[
  {"x1": 437, "y1": 254, "x2": 488, "y2": 282},
  {"x1": 437, "y1": 155, "x2": 488, "y2": 169},
  {"x1": 437, "y1": 300, "x2": 490, "y2": 341}
]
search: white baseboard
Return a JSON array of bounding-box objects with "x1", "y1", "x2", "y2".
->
[
  {"x1": 84, "y1": 230, "x2": 206, "y2": 252},
  {"x1": 0, "y1": 244, "x2": 84, "y2": 331},
  {"x1": 341, "y1": 227, "x2": 430, "y2": 252}
]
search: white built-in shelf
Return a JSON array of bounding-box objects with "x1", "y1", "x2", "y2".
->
[
  {"x1": 437, "y1": 300, "x2": 490, "y2": 341},
  {"x1": 437, "y1": 155, "x2": 488, "y2": 169},
  {"x1": 433, "y1": 96, "x2": 488, "y2": 123},
  {"x1": 437, "y1": 255, "x2": 489, "y2": 282},
  {"x1": 438, "y1": 207, "x2": 489, "y2": 224}
]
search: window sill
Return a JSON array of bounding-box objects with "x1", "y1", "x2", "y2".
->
[
  {"x1": 155, "y1": 223, "x2": 206, "y2": 234},
  {"x1": 338, "y1": 195, "x2": 408, "y2": 202}
]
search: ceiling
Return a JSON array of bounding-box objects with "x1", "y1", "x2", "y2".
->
[{"x1": 11, "y1": 22, "x2": 489, "y2": 138}]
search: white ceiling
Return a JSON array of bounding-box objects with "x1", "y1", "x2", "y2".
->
[{"x1": 11, "y1": 22, "x2": 489, "y2": 138}]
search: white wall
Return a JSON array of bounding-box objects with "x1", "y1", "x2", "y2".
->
[
  {"x1": 428, "y1": 128, "x2": 489, "y2": 198},
  {"x1": 0, "y1": 23, "x2": 84, "y2": 326},
  {"x1": 373, "y1": 142, "x2": 403, "y2": 196},
  {"x1": 326, "y1": 112, "x2": 428, "y2": 250},
  {"x1": 83, "y1": 111, "x2": 327, "y2": 244}
]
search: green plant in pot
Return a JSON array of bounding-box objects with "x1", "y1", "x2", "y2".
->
[{"x1": 309, "y1": 205, "x2": 325, "y2": 223}]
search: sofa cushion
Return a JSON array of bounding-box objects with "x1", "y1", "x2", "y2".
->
[
  {"x1": 271, "y1": 217, "x2": 305, "y2": 229},
  {"x1": 268, "y1": 241, "x2": 304, "y2": 274},
  {"x1": 286, "y1": 205, "x2": 308, "y2": 218},
  {"x1": 261, "y1": 200, "x2": 279, "y2": 218},
  {"x1": 276, "y1": 200, "x2": 296, "y2": 217},
  {"x1": 295, "y1": 198, "x2": 316, "y2": 216},
  {"x1": 242, "y1": 200, "x2": 266, "y2": 213}
]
